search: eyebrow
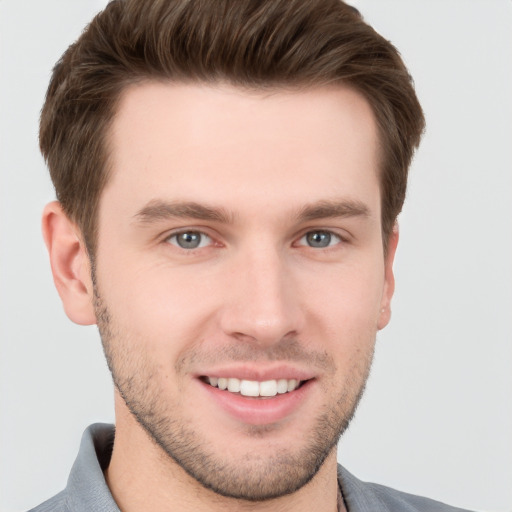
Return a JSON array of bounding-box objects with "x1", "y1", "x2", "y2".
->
[
  {"x1": 133, "y1": 198, "x2": 370, "y2": 225},
  {"x1": 296, "y1": 199, "x2": 370, "y2": 222},
  {"x1": 133, "y1": 200, "x2": 235, "y2": 224}
]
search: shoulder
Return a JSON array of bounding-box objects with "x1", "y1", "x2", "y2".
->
[
  {"x1": 26, "y1": 423, "x2": 117, "y2": 512},
  {"x1": 363, "y1": 481, "x2": 473, "y2": 512},
  {"x1": 27, "y1": 490, "x2": 69, "y2": 512},
  {"x1": 338, "y1": 465, "x2": 474, "y2": 512}
]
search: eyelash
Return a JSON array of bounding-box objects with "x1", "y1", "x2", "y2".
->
[
  {"x1": 165, "y1": 230, "x2": 214, "y2": 250},
  {"x1": 164, "y1": 229, "x2": 347, "y2": 251},
  {"x1": 295, "y1": 230, "x2": 343, "y2": 249}
]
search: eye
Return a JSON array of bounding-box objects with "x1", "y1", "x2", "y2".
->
[
  {"x1": 167, "y1": 231, "x2": 212, "y2": 250},
  {"x1": 298, "y1": 230, "x2": 342, "y2": 248}
]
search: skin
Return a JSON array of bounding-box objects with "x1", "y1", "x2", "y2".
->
[{"x1": 43, "y1": 82, "x2": 398, "y2": 512}]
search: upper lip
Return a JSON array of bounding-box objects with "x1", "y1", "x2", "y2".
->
[{"x1": 193, "y1": 364, "x2": 316, "y2": 382}]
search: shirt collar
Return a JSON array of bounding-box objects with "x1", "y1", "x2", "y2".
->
[{"x1": 65, "y1": 423, "x2": 119, "y2": 511}]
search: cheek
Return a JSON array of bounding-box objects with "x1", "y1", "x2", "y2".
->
[
  {"x1": 301, "y1": 258, "x2": 385, "y2": 327},
  {"x1": 99, "y1": 257, "x2": 220, "y2": 356},
  {"x1": 296, "y1": 260, "x2": 384, "y2": 378}
]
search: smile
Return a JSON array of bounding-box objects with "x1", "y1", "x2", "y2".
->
[{"x1": 203, "y1": 377, "x2": 302, "y2": 397}]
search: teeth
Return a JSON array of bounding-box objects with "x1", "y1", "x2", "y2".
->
[
  {"x1": 276, "y1": 379, "x2": 288, "y2": 394},
  {"x1": 227, "y1": 378, "x2": 241, "y2": 392},
  {"x1": 206, "y1": 377, "x2": 301, "y2": 396},
  {"x1": 259, "y1": 380, "x2": 277, "y2": 397},
  {"x1": 240, "y1": 380, "x2": 260, "y2": 397},
  {"x1": 287, "y1": 379, "x2": 298, "y2": 392}
]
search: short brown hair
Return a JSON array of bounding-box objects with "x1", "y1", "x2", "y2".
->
[{"x1": 40, "y1": 0, "x2": 425, "y2": 256}]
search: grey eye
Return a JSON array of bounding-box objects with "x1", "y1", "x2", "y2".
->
[
  {"x1": 168, "y1": 231, "x2": 211, "y2": 249},
  {"x1": 300, "y1": 231, "x2": 341, "y2": 248}
]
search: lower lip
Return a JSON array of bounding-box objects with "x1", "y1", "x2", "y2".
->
[{"x1": 198, "y1": 379, "x2": 314, "y2": 425}]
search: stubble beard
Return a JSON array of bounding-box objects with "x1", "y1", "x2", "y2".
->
[{"x1": 94, "y1": 287, "x2": 374, "y2": 502}]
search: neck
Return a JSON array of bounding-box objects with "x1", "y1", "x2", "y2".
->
[{"x1": 105, "y1": 403, "x2": 344, "y2": 512}]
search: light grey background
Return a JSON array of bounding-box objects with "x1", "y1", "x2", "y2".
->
[{"x1": 1, "y1": 1, "x2": 511, "y2": 511}]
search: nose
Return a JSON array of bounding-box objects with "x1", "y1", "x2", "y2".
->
[{"x1": 218, "y1": 246, "x2": 304, "y2": 347}]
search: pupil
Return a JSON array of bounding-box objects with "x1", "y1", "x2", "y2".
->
[
  {"x1": 178, "y1": 232, "x2": 200, "y2": 248},
  {"x1": 307, "y1": 231, "x2": 330, "y2": 248}
]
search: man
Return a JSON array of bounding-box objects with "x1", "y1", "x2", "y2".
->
[{"x1": 29, "y1": 0, "x2": 472, "y2": 511}]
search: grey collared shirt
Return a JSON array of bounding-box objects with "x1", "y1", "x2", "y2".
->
[{"x1": 28, "y1": 424, "x2": 473, "y2": 512}]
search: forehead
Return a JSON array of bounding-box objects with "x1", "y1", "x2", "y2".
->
[{"x1": 104, "y1": 81, "x2": 380, "y2": 219}]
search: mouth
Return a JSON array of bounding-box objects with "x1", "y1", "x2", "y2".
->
[
  {"x1": 200, "y1": 376, "x2": 304, "y2": 398},
  {"x1": 197, "y1": 372, "x2": 315, "y2": 425}
]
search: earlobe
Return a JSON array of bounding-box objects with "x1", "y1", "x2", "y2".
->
[
  {"x1": 377, "y1": 224, "x2": 399, "y2": 330},
  {"x1": 42, "y1": 201, "x2": 96, "y2": 325}
]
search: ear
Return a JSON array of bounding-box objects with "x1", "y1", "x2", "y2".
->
[
  {"x1": 42, "y1": 201, "x2": 96, "y2": 325},
  {"x1": 377, "y1": 223, "x2": 399, "y2": 330}
]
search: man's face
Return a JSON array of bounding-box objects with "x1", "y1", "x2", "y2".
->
[{"x1": 93, "y1": 83, "x2": 395, "y2": 499}]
